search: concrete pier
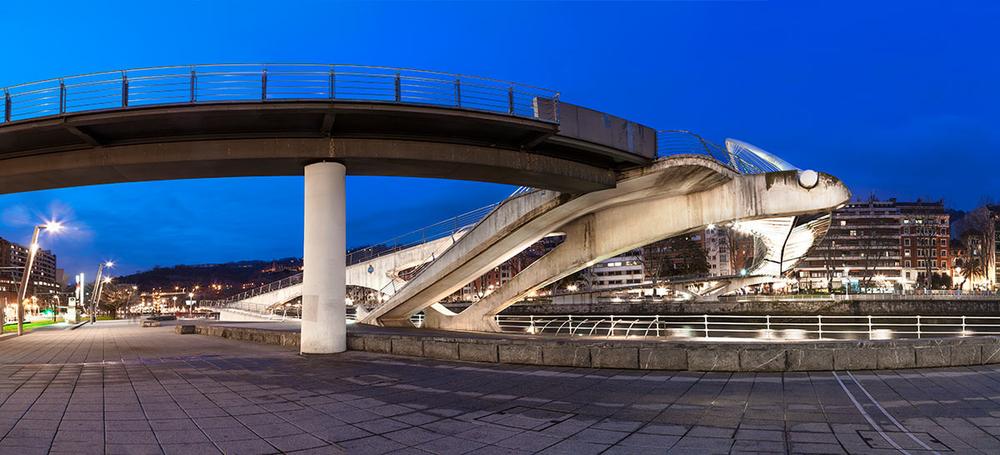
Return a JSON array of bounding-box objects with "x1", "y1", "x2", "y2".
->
[{"x1": 300, "y1": 162, "x2": 347, "y2": 354}]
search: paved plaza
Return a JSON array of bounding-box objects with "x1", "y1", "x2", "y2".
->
[{"x1": 3, "y1": 323, "x2": 1000, "y2": 453}]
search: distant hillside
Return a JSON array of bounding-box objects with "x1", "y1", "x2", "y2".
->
[{"x1": 119, "y1": 257, "x2": 302, "y2": 297}]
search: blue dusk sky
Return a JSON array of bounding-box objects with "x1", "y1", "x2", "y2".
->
[{"x1": 0, "y1": 1, "x2": 997, "y2": 276}]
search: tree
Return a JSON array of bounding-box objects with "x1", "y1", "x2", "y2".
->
[
  {"x1": 97, "y1": 282, "x2": 139, "y2": 317},
  {"x1": 957, "y1": 205, "x2": 997, "y2": 289},
  {"x1": 652, "y1": 236, "x2": 709, "y2": 278},
  {"x1": 959, "y1": 255, "x2": 986, "y2": 289},
  {"x1": 930, "y1": 272, "x2": 952, "y2": 290}
]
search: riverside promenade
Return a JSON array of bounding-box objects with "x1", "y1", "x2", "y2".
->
[{"x1": 3, "y1": 321, "x2": 1000, "y2": 454}]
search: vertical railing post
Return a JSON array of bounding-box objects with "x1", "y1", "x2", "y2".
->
[
  {"x1": 454, "y1": 79, "x2": 462, "y2": 107},
  {"x1": 766, "y1": 315, "x2": 771, "y2": 339},
  {"x1": 394, "y1": 73, "x2": 402, "y2": 102},
  {"x1": 817, "y1": 315, "x2": 823, "y2": 340},
  {"x1": 189, "y1": 69, "x2": 196, "y2": 103},
  {"x1": 962, "y1": 315, "x2": 967, "y2": 336},
  {"x1": 703, "y1": 314, "x2": 709, "y2": 339},
  {"x1": 529, "y1": 314, "x2": 534, "y2": 334},
  {"x1": 867, "y1": 315, "x2": 873, "y2": 339},
  {"x1": 3, "y1": 89, "x2": 10, "y2": 122},
  {"x1": 59, "y1": 79, "x2": 66, "y2": 114},
  {"x1": 329, "y1": 68, "x2": 336, "y2": 99},
  {"x1": 121, "y1": 71, "x2": 129, "y2": 108},
  {"x1": 567, "y1": 314, "x2": 573, "y2": 335},
  {"x1": 508, "y1": 85, "x2": 515, "y2": 115},
  {"x1": 553, "y1": 93, "x2": 560, "y2": 122},
  {"x1": 261, "y1": 69, "x2": 268, "y2": 101},
  {"x1": 654, "y1": 315, "x2": 660, "y2": 337},
  {"x1": 916, "y1": 315, "x2": 921, "y2": 339},
  {"x1": 609, "y1": 315, "x2": 615, "y2": 337}
]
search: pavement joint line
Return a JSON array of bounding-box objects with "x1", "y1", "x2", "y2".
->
[
  {"x1": 833, "y1": 370, "x2": 910, "y2": 454},
  {"x1": 846, "y1": 370, "x2": 940, "y2": 454}
]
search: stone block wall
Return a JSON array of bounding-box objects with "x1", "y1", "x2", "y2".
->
[{"x1": 188, "y1": 324, "x2": 1000, "y2": 372}]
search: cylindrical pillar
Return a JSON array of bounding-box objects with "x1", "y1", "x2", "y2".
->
[{"x1": 301, "y1": 162, "x2": 347, "y2": 354}]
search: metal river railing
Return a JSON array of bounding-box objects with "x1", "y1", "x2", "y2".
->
[
  {"x1": 495, "y1": 314, "x2": 1000, "y2": 341},
  {"x1": 0, "y1": 64, "x2": 560, "y2": 124}
]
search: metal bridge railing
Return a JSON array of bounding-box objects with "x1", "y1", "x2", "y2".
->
[
  {"x1": 495, "y1": 314, "x2": 1000, "y2": 340},
  {"x1": 0, "y1": 64, "x2": 560, "y2": 124},
  {"x1": 209, "y1": 186, "x2": 537, "y2": 308},
  {"x1": 656, "y1": 130, "x2": 784, "y2": 175},
  {"x1": 202, "y1": 273, "x2": 304, "y2": 307}
]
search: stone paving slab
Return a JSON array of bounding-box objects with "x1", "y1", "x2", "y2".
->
[{"x1": 3, "y1": 320, "x2": 1000, "y2": 453}]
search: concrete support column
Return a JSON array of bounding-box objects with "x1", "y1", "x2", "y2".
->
[{"x1": 301, "y1": 162, "x2": 347, "y2": 354}]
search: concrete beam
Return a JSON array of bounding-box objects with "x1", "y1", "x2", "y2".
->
[{"x1": 0, "y1": 137, "x2": 615, "y2": 195}]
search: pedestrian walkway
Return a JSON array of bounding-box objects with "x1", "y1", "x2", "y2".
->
[{"x1": 2, "y1": 321, "x2": 1000, "y2": 454}]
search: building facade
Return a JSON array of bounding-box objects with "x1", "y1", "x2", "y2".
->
[
  {"x1": 0, "y1": 236, "x2": 60, "y2": 307},
  {"x1": 795, "y1": 198, "x2": 950, "y2": 291},
  {"x1": 898, "y1": 201, "x2": 951, "y2": 286},
  {"x1": 585, "y1": 253, "x2": 645, "y2": 290}
]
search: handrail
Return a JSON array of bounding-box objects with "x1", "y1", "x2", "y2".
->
[
  {"x1": 494, "y1": 313, "x2": 1000, "y2": 340},
  {"x1": 0, "y1": 64, "x2": 560, "y2": 124},
  {"x1": 657, "y1": 130, "x2": 789, "y2": 175},
  {"x1": 208, "y1": 187, "x2": 536, "y2": 308}
]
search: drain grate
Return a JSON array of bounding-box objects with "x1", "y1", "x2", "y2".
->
[
  {"x1": 476, "y1": 406, "x2": 576, "y2": 431},
  {"x1": 857, "y1": 430, "x2": 952, "y2": 452},
  {"x1": 342, "y1": 374, "x2": 399, "y2": 386}
]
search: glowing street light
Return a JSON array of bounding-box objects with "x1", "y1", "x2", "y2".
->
[
  {"x1": 15, "y1": 220, "x2": 63, "y2": 336},
  {"x1": 90, "y1": 261, "x2": 115, "y2": 324}
]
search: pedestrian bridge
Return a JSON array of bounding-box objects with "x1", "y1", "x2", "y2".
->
[
  {"x1": 0, "y1": 64, "x2": 850, "y2": 353},
  {"x1": 0, "y1": 64, "x2": 655, "y2": 194}
]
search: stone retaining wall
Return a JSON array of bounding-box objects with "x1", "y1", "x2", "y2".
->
[
  {"x1": 189, "y1": 324, "x2": 301, "y2": 348},
  {"x1": 186, "y1": 324, "x2": 1000, "y2": 372}
]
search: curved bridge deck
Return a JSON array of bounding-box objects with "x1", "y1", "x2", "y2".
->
[{"x1": 0, "y1": 64, "x2": 656, "y2": 194}]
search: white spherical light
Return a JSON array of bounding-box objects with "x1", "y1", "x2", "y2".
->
[{"x1": 798, "y1": 169, "x2": 819, "y2": 189}]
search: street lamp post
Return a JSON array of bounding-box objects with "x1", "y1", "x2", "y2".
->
[
  {"x1": 126, "y1": 285, "x2": 138, "y2": 320},
  {"x1": 90, "y1": 261, "x2": 113, "y2": 323},
  {"x1": 15, "y1": 221, "x2": 62, "y2": 336}
]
